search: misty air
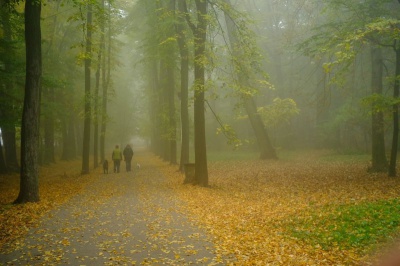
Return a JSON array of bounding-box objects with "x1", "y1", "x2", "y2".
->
[{"x1": 1, "y1": 0, "x2": 400, "y2": 265}]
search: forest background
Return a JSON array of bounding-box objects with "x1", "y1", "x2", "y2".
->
[{"x1": 2, "y1": 0, "x2": 400, "y2": 264}]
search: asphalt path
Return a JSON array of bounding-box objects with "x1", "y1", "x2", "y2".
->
[{"x1": 0, "y1": 156, "x2": 223, "y2": 265}]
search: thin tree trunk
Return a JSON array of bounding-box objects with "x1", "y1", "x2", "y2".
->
[
  {"x1": 100, "y1": 1, "x2": 110, "y2": 162},
  {"x1": 93, "y1": 42, "x2": 102, "y2": 168},
  {"x1": 167, "y1": 64, "x2": 177, "y2": 164},
  {"x1": 81, "y1": 3, "x2": 92, "y2": 174},
  {"x1": 370, "y1": 46, "x2": 387, "y2": 172},
  {"x1": 176, "y1": 0, "x2": 190, "y2": 172},
  {"x1": 15, "y1": 0, "x2": 42, "y2": 203},
  {"x1": 98, "y1": 0, "x2": 105, "y2": 163},
  {"x1": 389, "y1": 47, "x2": 400, "y2": 177}
]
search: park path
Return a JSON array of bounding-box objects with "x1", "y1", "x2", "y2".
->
[{"x1": 0, "y1": 152, "x2": 223, "y2": 265}]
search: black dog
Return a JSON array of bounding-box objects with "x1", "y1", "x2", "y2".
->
[{"x1": 103, "y1": 160, "x2": 109, "y2": 174}]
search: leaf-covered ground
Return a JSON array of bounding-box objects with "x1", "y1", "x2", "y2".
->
[
  {"x1": 0, "y1": 153, "x2": 227, "y2": 265},
  {"x1": 1, "y1": 150, "x2": 400, "y2": 265},
  {"x1": 159, "y1": 150, "x2": 400, "y2": 265},
  {"x1": 0, "y1": 160, "x2": 95, "y2": 252}
]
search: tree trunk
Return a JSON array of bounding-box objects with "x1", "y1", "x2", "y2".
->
[
  {"x1": 1, "y1": 1, "x2": 20, "y2": 172},
  {"x1": 15, "y1": 0, "x2": 42, "y2": 203},
  {"x1": 93, "y1": 44, "x2": 102, "y2": 169},
  {"x1": 370, "y1": 46, "x2": 387, "y2": 172},
  {"x1": 81, "y1": 3, "x2": 92, "y2": 175},
  {"x1": 223, "y1": 0, "x2": 277, "y2": 160},
  {"x1": 193, "y1": 0, "x2": 208, "y2": 186},
  {"x1": 176, "y1": 0, "x2": 190, "y2": 172},
  {"x1": 160, "y1": 60, "x2": 170, "y2": 161},
  {"x1": 100, "y1": 1, "x2": 110, "y2": 162},
  {"x1": 389, "y1": 47, "x2": 400, "y2": 177},
  {"x1": 167, "y1": 64, "x2": 177, "y2": 164},
  {"x1": 95, "y1": 0, "x2": 106, "y2": 166}
]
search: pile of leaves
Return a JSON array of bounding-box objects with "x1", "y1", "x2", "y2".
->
[
  {"x1": 158, "y1": 150, "x2": 400, "y2": 265},
  {"x1": 0, "y1": 160, "x2": 97, "y2": 251}
]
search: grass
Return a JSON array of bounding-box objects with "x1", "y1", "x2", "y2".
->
[{"x1": 287, "y1": 199, "x2": 400, "y2": 252}]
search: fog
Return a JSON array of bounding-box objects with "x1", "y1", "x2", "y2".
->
[{"x1": 1, "y1": 0, "x2": 400, "y2": 175}]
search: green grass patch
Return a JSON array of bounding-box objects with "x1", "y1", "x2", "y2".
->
[{"x1": 287, "y1": 199, "x2": 400, "y2": 251}]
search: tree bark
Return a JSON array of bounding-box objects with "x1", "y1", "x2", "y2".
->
[
  {"x1": 81, "y1": 3, "x2": 92, "y2": 175},
  {"x1": 100, "y1": 1, "x2": 110, "y2": 162},
  {"x1": 370, "y1": 46, "x2": 387, "y2": 172},
  {"x1": 193, "y1": 0, "x2": 209, "y2": 186},
  {"x1": 1, "y1": 1, "x2": 20, "y2": 172},
  {"x1": 389, "y1": 47, "x2": 400, "y2": 177},
  {"x1": 15, "y1": 0, "x2": 42, "y2": 203},
  {"x1": 176, "y1": 0, "x2": 190, "y2": 172}
]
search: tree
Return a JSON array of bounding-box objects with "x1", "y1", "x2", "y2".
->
[
  {"x1": 221, "y1": 0, "x2": 277, "y2": 160},
  {"x1": 0, "y1": 0, "x2": 22, "y2": 172},
  {"x1": 81, "y1": 2, "x2": 93, "y2": 174},
  {"x1": 15, "y1": 0, "x2": 42, "y2": 203},
  {"x1": 370, "y1": 46, "x2": 388, "y2": 172},
  {"x1": 176, "y1": 0, "x2": 190, "y2": 172},
  {"x1": 184, "y1": 0, "x2": 208, "y2": 186}
]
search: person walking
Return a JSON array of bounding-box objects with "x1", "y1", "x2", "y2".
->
[
  {"x1": 123, "y1": 144, "x2": 134, "y2": 172},
  {"x1": 111, "y1": 145, "x2": 123, "y2": 173}
]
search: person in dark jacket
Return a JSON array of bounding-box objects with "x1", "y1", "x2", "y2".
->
[
  {"x1": 111, "y1": 145, "x2": 123, "y2": 173},
  {"x1": 123, "y1": 144, "x2": 134, "y2": 172}
]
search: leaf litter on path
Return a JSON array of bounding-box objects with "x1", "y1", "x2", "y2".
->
[{"x1": 0, "y1": 152, "x2": 229, "y2": 265}]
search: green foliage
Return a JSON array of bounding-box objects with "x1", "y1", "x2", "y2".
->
[
  {"x1": 216, "y1": 123, "x2": 242, "y2": 149},
  {"x1": 361, "y1": 93, "x2": 400, "y2": 114},
  {"x1": 287, "y1": 199, "x2": 400, "y2": 251},
  {"x1": 257, "y1": 98, "x2": 300, "y2": 127}
]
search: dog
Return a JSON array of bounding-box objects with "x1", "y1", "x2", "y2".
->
[
  {"x1": 103, "y1": 160, "x2": 109, "y2": 174},
  {"x1": 136, "y1": 163, "x2": 141, "y2": 169}
]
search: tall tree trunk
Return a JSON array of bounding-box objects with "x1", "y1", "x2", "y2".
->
[
  {"x1": 370, "y1": 46, "x2": 387, "y2": 172},
  {"x1": 165, "y1": 0, "x2": 177, "y2": 165},
  {"x1": 93, "y1": 44, "x2": 102, "y2": 168},
  {"x1": 15, "y1": 0, "x2": 42, "y2": 203},
  {"x1": 223, "y1": 0, "x2": 277, "y2": 160},
  {"x1": 81, "y1": 3, "x2": 92, "y2": 174},
  {"x1": 100, "y1": 1, "x2": 110, "y2": 162},
  {"x1": 99, "y1": 0, "x2": 106, "y2": 163},
  {"x1": 389, "y1": 47, "x2": 400, "y2": 177},
  {"x1": 193, "y1": 0, "x2": 208, "y2": 186},
  {"x1": 160, "y1": 59, "x2": 170, "y2": 162},
  {"x1": 149, "y1": 60, "x2": 162, "y2": 156},
  {"x1": 1, "y1": 1, "x2": 19, "y2": 172},
  {"x1": 176, "y1": 0, "x2": 190, "y2": 172},
  {"x1": 167, "y1": 63, "x2": 177, "y2": 164}
]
